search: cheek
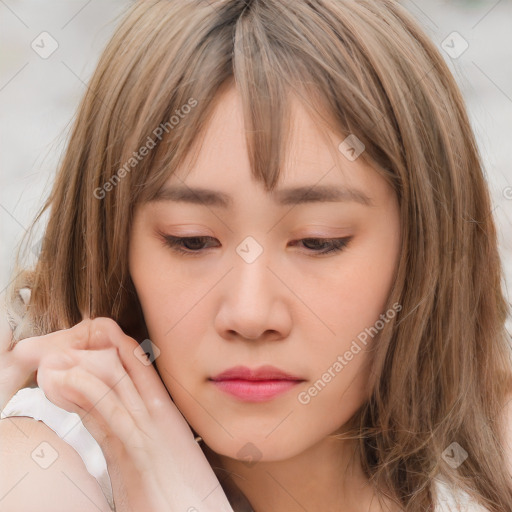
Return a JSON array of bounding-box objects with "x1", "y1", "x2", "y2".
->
[
  {"x1": 129, "y1": 233, "x2": 191, "y2": 339},
  {"x1": 301, "y1": 350, "x2": 373, "y2": 427},
  {"x1": 312, "y1": 234, "x2": 399, "y2": 344},
  {"x1": 146, "y1": 297, "x2": 210, "y2": 396}
]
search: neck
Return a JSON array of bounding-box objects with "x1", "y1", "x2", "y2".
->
[{"x1": 202, "y1": 435, "x2": 387, "y2": 512}]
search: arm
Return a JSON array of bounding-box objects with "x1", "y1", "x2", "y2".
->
[{"x1": 0, "y1": 416, "x2": 112, "y2": 511}]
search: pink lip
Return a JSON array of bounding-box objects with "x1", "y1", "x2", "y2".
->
[
  {"x1": 211, "y1": 379, "x2": 301, "y2": 402},
  {"x1": 210, "y1": 365, "x2": 303, "y2": 381},
  {"x1": 209, "y1": 365, "x2": 304, "y2": 402}
]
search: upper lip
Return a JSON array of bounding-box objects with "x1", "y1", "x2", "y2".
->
[{"x1": 210, "y1": 365, "x2": 304, "y2": 381}]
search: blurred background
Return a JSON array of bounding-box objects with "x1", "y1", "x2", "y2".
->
[{"x1": 0, "y1": 0, "x2": 511, "y2": 332}]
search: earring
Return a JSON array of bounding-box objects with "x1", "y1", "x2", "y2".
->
[{"x1": 194, "y1": 435, "x2": 203, "y2": 443}]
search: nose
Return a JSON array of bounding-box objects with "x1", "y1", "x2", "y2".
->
[{"x1": 214, "y1": 253, "x2": 292, "y2": 342}]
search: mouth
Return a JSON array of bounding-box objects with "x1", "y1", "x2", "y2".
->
[
  {"x1": 208, "y1": 378, "x2": 303, "y2": 402},
  {"x1": 209, "y1": 365, "x2": 305, "y2": 402}
]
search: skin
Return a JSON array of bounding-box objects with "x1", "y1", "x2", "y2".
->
[{"x1": 128, "y1": 85, "x2": 402, "y2": 512}]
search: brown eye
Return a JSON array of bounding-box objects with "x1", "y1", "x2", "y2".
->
[
  {"x1": 161, "y1": 235, "x2": 219, "y2": 255},
  {"x1": 160, "y1": 233, "x2": 352, "y2": 257},
  {"x1": 291, "y1": 237, "x2": 352, "y2": 256}
]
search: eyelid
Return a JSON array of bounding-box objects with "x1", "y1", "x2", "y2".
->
[
  {"x1": 158, "y1": 232, "x2": 352, "y2": 257},
  {"x1": 160, "y1": 233, "x2": 349, "y2": 242}
]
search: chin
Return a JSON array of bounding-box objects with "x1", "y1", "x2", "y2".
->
[{"x1": 202, "y1": 434, "x2": 304, "y2": 464}]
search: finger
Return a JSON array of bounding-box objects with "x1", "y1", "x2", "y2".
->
[
  {"x1": 75, "y1": 347, "x2": 150, "y2": 420},
  {"x1": 84, "y1": 319, "x2": 176, "y2": 416},
  {"x1": 12, "y1": 317, "x2": 186, "y2": 432},
  {"x1": 85, "y1": 319, "x2": 198, "y2": 442},
  {"x1": 12, "y1": 318, "x2": 149, "y2": 390},
  {"x1": 40, "y1": 347, "x2": 151, "y2": 438},
  {"x1": 37, "y1": 357, "x2": 131, "y2": 476},
  {"x1": 38, "y1": 365, "x2": 145, "y2": 452},
  {"x1": 11, "y1": 320, "x2": 112, "y2": 374}
]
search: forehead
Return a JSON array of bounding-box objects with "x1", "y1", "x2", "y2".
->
[
  {"x1": 172, "y1": 87, "x2": 364, "y2": 181},
  {"x1": 148, "y1": 85, "x2": 393, "y2": 211}
]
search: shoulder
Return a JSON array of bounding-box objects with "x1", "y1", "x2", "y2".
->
[{"x1": 0, "y1": 415, "x2": 112, "y2": 512}]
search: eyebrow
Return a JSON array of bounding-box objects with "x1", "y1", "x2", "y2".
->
[{"x1": 150, "y1": 184, "x2": 374, "y2": 207}]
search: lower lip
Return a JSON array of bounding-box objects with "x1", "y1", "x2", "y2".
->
[{"x1": 210, "y1": 379, "x2": 302, "y2": 402}]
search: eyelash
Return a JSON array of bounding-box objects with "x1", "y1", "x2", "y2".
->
[{"x1": 160, "y1": 234, "x2": 352, "y2": 257}]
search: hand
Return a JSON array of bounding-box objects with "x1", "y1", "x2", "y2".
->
[
  {"x1": 3, "y1": 317, "x2": 234, "y2": 512},
  {"x1": 0, "y1": 304, "x2": 51, "y2": 410}
]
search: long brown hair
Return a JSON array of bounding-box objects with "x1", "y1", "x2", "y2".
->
[{"x1": 5, "y1": 0, "x2": 512, "y2": 510}]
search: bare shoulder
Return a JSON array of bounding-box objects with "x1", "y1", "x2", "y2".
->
[{"x1": 0, "y1": 416, "x2": 112, "y2": 512}]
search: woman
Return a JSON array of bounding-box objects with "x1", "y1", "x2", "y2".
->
[{"x1": 1, "y1": 0, "x2": 511, "y2": 510}]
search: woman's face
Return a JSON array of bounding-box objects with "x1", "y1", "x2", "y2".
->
[{"x1": 128, "y1": 86, "x2": 401, "y2": 461}]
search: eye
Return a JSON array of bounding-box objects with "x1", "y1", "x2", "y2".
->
[
  {"x1": 160, "y1": 235, "x2": 219, "y2": 256},
  {"x1": 160, "y1": 233, "x2": 352, "y2": 257},
  {"x1": 292, "y1": 237, "x2": 352, "y2": 255}
]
